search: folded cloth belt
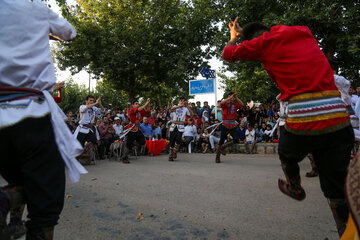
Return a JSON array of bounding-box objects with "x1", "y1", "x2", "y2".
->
[{"x1": 0, "y1": 87, "x2": 43, "y2": 103}]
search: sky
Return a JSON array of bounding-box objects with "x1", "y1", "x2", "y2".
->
[{"x1": 49, "y1": 0, "x2": 231, "y2": 106}]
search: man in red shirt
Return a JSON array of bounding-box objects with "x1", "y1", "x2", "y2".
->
[
  {"x1": 123, "y1": 99, "x2": 150, "y2": 163},
  {"x1": 223, "y1": 18, "x2": 353, "y2": 236},
  {"x1": 216, "y1": 92, "x2": 244, "y2": 163}
]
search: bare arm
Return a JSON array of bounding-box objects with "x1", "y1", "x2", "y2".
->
[{"x1": 138, "y1": 98, "x2": 151, "y2": 111}]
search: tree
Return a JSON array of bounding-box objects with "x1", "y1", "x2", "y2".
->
[
  {"x1": 213, "y1": 0, "x2": 360, "y2": 102},
  {"x1": 55, "y1": 0, "x2": 219, "y2": 102}
]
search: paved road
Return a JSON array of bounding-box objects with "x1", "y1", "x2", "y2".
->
[{"x1": 4, "y1": 153, "x2": 338, "y2": 240}]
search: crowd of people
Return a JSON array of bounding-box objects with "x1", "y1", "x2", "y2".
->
[{"x1": 65, "y1": 96, "x2": 286, "y2": 159}]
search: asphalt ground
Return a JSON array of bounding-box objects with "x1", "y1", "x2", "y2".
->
[{"x1": 2, "y1": 152, "x2": 338, "y2": 240}]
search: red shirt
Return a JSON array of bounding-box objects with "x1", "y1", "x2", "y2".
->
[
  {"x1": 53, "y1": 96, "x2": 61, "y2": 103},
  {"x1": 223, "y1": 26, "x2": 338, "y2": 101},
  {"x1": 223, "y1": 25, "x2": 349, "y2": 134},
  {"x1": 128, "y1": 108, "x2": 150, "y2": 129},
  {"x1": 221, "y1": 102, "x2": 241, "y2": 129}
]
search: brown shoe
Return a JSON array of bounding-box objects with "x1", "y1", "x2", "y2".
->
[
  {"x1": 278, "y1": 179, "x2": 306, "y2": 201},
  {"x1": 218, "y1": 145, "x2": 226, "y2": 156},
  {"x1": 169, "y1": 149, "x2": 174, "y2": 161}
]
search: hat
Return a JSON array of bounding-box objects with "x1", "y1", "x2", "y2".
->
[{"x1": 114, "y1": 117, "x2": 120, "y2": 120}]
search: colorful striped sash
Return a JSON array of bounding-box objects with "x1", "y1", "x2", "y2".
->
[
  {"x1": 0, "y1": 87, "x2": 43, "y2": 103},
  {"x1": 287, "y1": 91, "x2": 348, "y2": 124}
]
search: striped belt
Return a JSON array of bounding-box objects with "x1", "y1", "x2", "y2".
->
[
  {"x1": 287, "y1": 90, "x2": 348, "y2": 124},
  {"x1": 0, "y1": 87, "x2": 44, "y2": 103}
]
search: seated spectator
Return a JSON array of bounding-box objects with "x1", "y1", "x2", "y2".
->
[
  {"x1": 65, "y1": 111, "x2": 76, "y2": 133},
  {"x1": 263, "y1": 124, "x2": 273, "y2": 142},
  {"x1": 244, "y1": 123, "x2": 257, "y2": 154},
  {"x1": 118, "y1": 109, "x2": 127, "y2": 122},
  {"x1": 266, "y1": 116, "x2": 275, "y2": 129},
  {"x1": 98, "y1": 116, "x2": 116, "y2": 159},
  {"x1": 201, "y1": 128, "x2": 211, "y2": 153},
  {"x1": 193, "y1": 127, "x2": 202, "y2": 153},
  {"x1": 113, "y1": 117, "x2": 123, "y2": 139},
  {"x1": 105, "y1": 111, "x2": 113, "y2": 123},
  {"x1": 202, "y1": 110, "x2": 209, "y2": 124},
  {"x1": 193, "y1": 112, "x2": 202, "y2": 129},
  {"x1": 94, "y1": 117, "x2": 101, "y2": 127},
  {"x1": 236, "y1": 121, "x2": 247, "y2": 143},
  {"x1": 160, "y1": 121, "x2": 168, "y2": 140},
  {"x1": 208, "y1": 114, "x2": 215, "y2": 125},
  {"x1": 140, "y1": 116, "x2": 153, "y2": 140},
  {"x1": 181, "y1": 119, "x2": 197, "y2": 151},
  {"x1": 148, "y1": 110, "x2": 158, "y2": 125},
  {"x1": 209, "y1": 119, "x2": 221, "y2": 152},
  {"x1": 253, "y1": 122, "x2": 260, "y2": 141},
  {"x1": 258, "y1": 122, "x2": 267, "y2": 142},
  {"x1": 238, "y1": 112, "x2": 247, "y2": 125},
  {"x1": 152, "y1": 120, "x2": 162, "y2": 140}
]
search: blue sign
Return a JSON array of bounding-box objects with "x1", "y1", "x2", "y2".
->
[
  {"x1": 200, "y1": 67, "x2": 216, "y2": 79},
  {"x1": 189, "y1": 79, "x2": 215, "y2": 95}
]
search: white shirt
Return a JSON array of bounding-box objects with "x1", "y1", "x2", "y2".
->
[
  {"x1": 0, "y1": 1, "x2": 85, "y2": 183},
  {"x1": 113, "y1": 124, "x2": 123, "y2": 136},
  {"x1": 170, "y1": 106, "x2": 190, "y2": 132},
  {"x1": 334, "y1": 74, "x2": 352, "y2": 108},
  {"x1": 76, "y1": 105, "x2": 102, "y2": 135},
  {"x1": 264, "y1": 129, "x2": 272, "y2": 136},
  {"x1": 79, "y1": 105, "x2": 102, "y2": 125},
  {"x1": 245, "y1": 129, "x2": 256, "y2": 142},
  {"x1": 183, "y1": 125, "x2": 197, "y2": 137},
  {"x1": 0, "y1": 0, "x2": 76, "y2": 91}
]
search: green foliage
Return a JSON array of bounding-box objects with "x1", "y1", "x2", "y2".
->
[
  {"x1": 58, "y1": 79, "x2": 88, "y2": 114},
  {"x1": 57, "y1": 79, "x2": 128, "y2": 114},
  {"x1": 55, "y1": 0, "x2": 219, "y2": 102},
  {"x1": 214, "y1": 0, "x2": 360, "y2": 102}
]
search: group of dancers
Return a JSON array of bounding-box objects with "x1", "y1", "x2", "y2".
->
[{"x1": 0, "y1": 0, "x2": 358, "y2": 239}]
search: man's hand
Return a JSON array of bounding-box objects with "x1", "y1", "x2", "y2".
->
[
  {"x1": 229, "y1": 17, "x2": 243, "y2": 39},
  {"x1": 96, "y1": 96, "x2": 102, "y2": 105}
]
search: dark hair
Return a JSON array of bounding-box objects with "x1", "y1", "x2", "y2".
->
[
  {"x1": 179, "y1": 97, "x2": 186, "y2": 101},
  {"x1": 328, "y1": 59, "x2": 339, "y2": 73},
  {"x1": 242, "y1": 22, "x2": 269, "y2": 41},
  {"x1": 266, "y1": 124, "x2": 272, "y2": 129},
  {"x1": 86, "y1": 95, "x2": 95, "y2": 100},
  {"x1": 131, "y1": 100, "x2": 139, "y2": 105}
]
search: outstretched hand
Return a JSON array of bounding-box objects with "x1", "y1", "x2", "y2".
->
[
  {"x1": 96, "y1": 96, "x2": 102, "y2": 105},
  {"x1": 228, "y1": 17, "x2": 243, "y2": 40}
]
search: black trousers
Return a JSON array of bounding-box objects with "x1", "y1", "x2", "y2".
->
[
  {"x1": 77, "y1": 127, "x2": 97, "y2": 147},
  {"x1": 169, "y1": 127, "x2": 183, "y2": 148},
  {"x1": 278, "y1": 125, "x2": 354, "y2": 199},
  {"x1": 126, "y1": 130, "x2": 146, "y2": 149},
  {"x1": 0, "y1": 115, "x2": 65, "y2": 230},
  {"x1": 219, "y1": 125, "x2": 239, "y2": 145}
]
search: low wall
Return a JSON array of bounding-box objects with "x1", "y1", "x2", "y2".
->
[{"x1": 225, "y1": 143, "x2": 278, "y2": 154}]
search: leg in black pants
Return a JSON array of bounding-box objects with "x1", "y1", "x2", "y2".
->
[
  {"x1": 216, "y1": 126, "x2": 239, "y2": 163},
  {"x1": 169, "y1": 127, "x2": 182, "y2": 161},
  {"x1": 278, "y1": 125, "x2": 354, "y2": 236},
  {"x1": 0, "y1": 115, "x2": 65, "y2": 239}
]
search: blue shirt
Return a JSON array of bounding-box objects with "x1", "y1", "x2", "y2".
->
[
  {"x1": 236, "y1": 127, "x2": 247, "y2": 141},
  {"x1": 140, "y1": 123, "x2": 153, "y2": 136},
  {"x1": 152, "y1": 126, "x2": 161, "y2": 136}
]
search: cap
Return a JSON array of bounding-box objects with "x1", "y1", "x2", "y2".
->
[{"x1": 114, "y1": 117, "x2": 120, "y2": 120}]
